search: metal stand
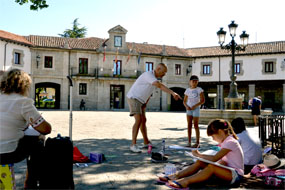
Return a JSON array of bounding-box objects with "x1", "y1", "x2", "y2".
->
[{"x1": 67, "y1": 76, "x2": 73, "y2": 140}]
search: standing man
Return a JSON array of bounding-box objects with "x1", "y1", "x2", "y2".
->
[
  {"x1": 127, "y1": 63, "x2": 182, "y2": 153},
  {"x1": 80, "y1": 99, "x2": 86, "y2": 110},
  {"x1": 251, "y1": 96, "x2": 262, "y2": 126}
]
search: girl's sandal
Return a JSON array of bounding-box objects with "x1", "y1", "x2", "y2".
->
[
  {"x1": 185, "y1": 142, "x2": 192, "y2": 147},
  {"x1": 156, "y1": 173, "x2": 177, "y2": 183}
]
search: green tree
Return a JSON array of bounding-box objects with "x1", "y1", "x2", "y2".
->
[
  {"x1": 59, "y1": 18, "x2": 87, "y2": 38},
  {"x1": 15, "y1": 0, "x2": 48, "y2": 10}
]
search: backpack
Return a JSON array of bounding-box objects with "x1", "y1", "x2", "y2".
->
[
  {"x1": 40, "y1": 134, "x2": 74, "y2": 189},
  {"x1": 251, "y1": 164, "x2": 285, "y2": 188}
]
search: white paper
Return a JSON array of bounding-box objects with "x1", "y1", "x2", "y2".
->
[
  {"x1": 24, "y1": 126, "x2": 40, "y2": 136},
  {"x1": 185, "y1": 151, "x2": 235, "y2": 172},
  {"x1": 168, "y1": 145, "x2": 199, "y2": 151}
]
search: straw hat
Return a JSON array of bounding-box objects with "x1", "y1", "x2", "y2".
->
[{"x1": 263, "y1": 154, "x2": 285, "y2": 169}]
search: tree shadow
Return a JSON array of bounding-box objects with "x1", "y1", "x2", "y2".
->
[
  {"x1": 14, "y1": 136, "x2": 218, "y2": 189},
  {"x1": 160, "y1": 127, "x2": 186, "y2": 131}
]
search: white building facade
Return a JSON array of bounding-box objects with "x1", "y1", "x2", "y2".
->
[
  {"x1": 187, "y1": 42, "x2": 285, "y2": 112},
  {"x1": 0, "y1": 30, "x2": 32, "y2": 74},
  {"x1": 1, "y1": 27, "x2": 284, "y2": 113}
]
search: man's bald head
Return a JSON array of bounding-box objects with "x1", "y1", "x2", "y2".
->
[{"x1": 154, "y1": 63, "x2": 167, "y2": 78}]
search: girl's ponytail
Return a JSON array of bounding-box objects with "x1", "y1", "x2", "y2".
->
[
  {"x1": 207, "y1": 119, "x2": 238, "y2": 140},
  {"x1": 225, "y1": 120, "x2": 238, "y2": 140}
]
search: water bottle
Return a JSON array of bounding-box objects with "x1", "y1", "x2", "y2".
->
[
  {"x1": 161, "y1": 139, "x2": 165, "y2": 156},
  {"x1": 164, "y1": 163, "x2": 177, "y2": 175},
  {"x1": 147, "y1": 144, "x2": 152, "y2": 154}
]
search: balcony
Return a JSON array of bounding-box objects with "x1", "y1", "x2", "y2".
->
[
  {"x1": 70, "y1": 67, "x2": 96, "y2": 80},
  {"x1": 71, "y1": 67, "x2": 142, "y2": 80}
]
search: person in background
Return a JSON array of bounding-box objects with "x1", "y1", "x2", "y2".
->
[
  {"x1": 248, "y1": 98, "x2": 253, "y2": 110},
  {"x1": 127, "y1": 63, "x2": 182, "y2": 153},
  {"x1": 183, "y1": 75, "x2": 205, "y2": 148},
  {"x1": 231, "y1": 117, "x2": 262, "y2": 174},
  {"x1": 251, "y1": 96, "x2": 262, "y2": 126},
  {"x1": 158, "y1": 119, "x2": 244, "y2": 188},
  {"x1": 80, "y1": 99, "x2": 86, "y2": 110},
  {"x1": 0, "y1": 69, "x2": 52, "y2": 189}
]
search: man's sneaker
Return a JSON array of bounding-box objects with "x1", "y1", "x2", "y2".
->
[{"x1": 130, "y1": 144, "x2": 142, "y2": 153}]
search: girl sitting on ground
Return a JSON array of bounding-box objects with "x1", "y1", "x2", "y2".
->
[{"x1": 158, "y1": 119, "x2": 244, "y2": 189}]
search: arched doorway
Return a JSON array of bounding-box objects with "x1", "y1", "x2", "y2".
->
[
  {"x1": 35, "y1": 82, "x2": 60, "y2": 109},
  {"x1": 110, "y1": 85, "x2": 125, "y2": 109},
  {"x1": 170, "y1": 87, "x2": 186, "y2": 111}
]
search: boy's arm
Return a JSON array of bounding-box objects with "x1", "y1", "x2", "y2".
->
[
  {"x1": 183, "y1": 95, "x2": 191, "y2": 110},
  {"x1": 192, "y1": 92, "x2": 205, "y2": 110}
]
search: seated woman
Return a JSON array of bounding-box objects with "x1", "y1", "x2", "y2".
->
[
  {"x1": 231, "y1": 117, "x2": 262, "y2": 174},
  {"x1": 0, "y1": 69, "x2": 52, "y2": 189},
  {"x1": 158, "y1": 119, "x2": 244, "y2": 189}
]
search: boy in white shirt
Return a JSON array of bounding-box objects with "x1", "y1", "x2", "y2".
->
[
  {"x1": 183, "y1": 75, "x2": 205, "y2": 148},
  {"x1": 231, "y1": 117, "x2": 262, "y2": 174}
]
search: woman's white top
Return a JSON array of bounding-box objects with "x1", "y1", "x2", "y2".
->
[{"x1": 0, "y1": 93, "x2": 42, "y2": 153}]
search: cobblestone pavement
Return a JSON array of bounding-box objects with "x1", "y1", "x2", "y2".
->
[{"x1": 14, "y1": 111, "x2": 261, "y2": 190}]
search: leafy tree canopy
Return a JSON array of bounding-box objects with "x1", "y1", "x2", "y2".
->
[
  {"x1": 59, "y1": 18, "x2": 87, "y2": 38},
  {"x1": 15, "y1": 0, "x2": 49, "y2": 10}
]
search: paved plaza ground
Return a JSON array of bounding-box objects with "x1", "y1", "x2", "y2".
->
[{"x1": 14, "y1": 111, "x2": 266, "y2": 190}]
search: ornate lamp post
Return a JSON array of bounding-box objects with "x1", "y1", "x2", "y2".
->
[{"x1": 217, "y1": 21, "x2": 249, "y2": 109}]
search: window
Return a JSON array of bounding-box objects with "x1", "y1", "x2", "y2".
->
[
  {"x1": 79, "y1": 83, "x2": 87, "y2": 95},
  {"x1": 229, "y1": 61, "x2": 243, "y2": 76},
  {"x1": 262, "y1": 59, "x2": 276, "y2": 74},
  {"x1": 44, "y1": 56, "x2": 53, "y2": 68},
  {"x1": 200, "y1": 62, "x2": 212, "y2": 76},
  {"x1": 13, "y1": 49, "x2": 24, "y2": 66},
  {"x1": 79, "y1": 58, "x2": 88, "y2": 74},
  {"x1": 114, "y1": 36, "x2": 122, "y2": 47},
  {"x1": 145, "y1": 62, "x2": 153, "y2": 72},
  {"x1": 203, "y1": 65, "x2": 210, "y2": 75},
  {"x1": 14, "y1": 52, "x2": 20, "y2": 65},
  {"x1": 174, "y1": 64, "x2": 181, "y2": 75},
  {"x1": 234, "y1": 63, "x2": 240, "y2": 74},
  {"x1": 265, "y1": 62, "x2": 274, "y2": 73},
  {"x1": 113, "y1": 60, "x2": 121, "y2": 75}
]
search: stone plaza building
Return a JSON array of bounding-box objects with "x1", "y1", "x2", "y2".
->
[{"x1": 1, "y1": 26, "x2": 285, "y2": 112}]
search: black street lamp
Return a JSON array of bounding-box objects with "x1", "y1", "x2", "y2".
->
[{"x1": 217, "y1": 21, "x2": 249, "y2": 99}]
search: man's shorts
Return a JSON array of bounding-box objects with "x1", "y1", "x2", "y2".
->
[
  {"x1": 127, "y1": 98, "x2": 145, "y2": 116},
  {"x1": 186, "y1": 107, "x2": 200, "y2": 117},
  {"x1": 251, "y1": 107, "x2": 260, "y2": 115}
]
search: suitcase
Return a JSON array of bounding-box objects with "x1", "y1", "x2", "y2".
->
[{"x1": 40, "y1": 134, "x2": 74, "y2": 189}]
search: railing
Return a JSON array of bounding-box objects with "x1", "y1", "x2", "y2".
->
[
  {"x1": 259, "y1": 115, "x2": 285, "y2": 157},
  {"x1": 71, "y1": 67, "x2": 142, "y2": 79},
  {"x1": 96, "y1": 68, "x2": 141, "y2": 79},
  {"x1": 70, "y1": 67, "x2": 96, "y2": 77}
]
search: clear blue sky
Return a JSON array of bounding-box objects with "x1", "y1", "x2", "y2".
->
[{"x1": 1, "y1": 0, "x2": 285, "y2": 48}]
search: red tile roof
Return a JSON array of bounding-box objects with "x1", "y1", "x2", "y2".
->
[
  {"x1": 24, "y1": 35, "x2": 189, "y2": 57},
  {"x1": 127, "y1": 43, "x2": 189, "y2": 57},
  {"x1": 0, "y1": 30, "x2": 32, "y2": 46},
  {"x1": 0, "y1": 29, "x2": 281, "y2": 58},
  {"x1": 25, "y1": 35, "x2": 104, "y2": 50},
  {"x1": 187, "y1": 41, "x2": 285, "y2": 58}
]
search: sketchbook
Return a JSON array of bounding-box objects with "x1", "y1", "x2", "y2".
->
[
  {"x1": 168, "y1": 145, "x2": 199, "y2": 151},
  {"x1": 185, "y1": 151, "x2": 235, "y2": 172}
]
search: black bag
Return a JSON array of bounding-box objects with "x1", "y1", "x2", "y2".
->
[
  {"x1": 40, "y1": 134, "x2": 74, "y2": 189},
  {"x1": 151, "y1": 152, "x2": 168, "y2": 163}
]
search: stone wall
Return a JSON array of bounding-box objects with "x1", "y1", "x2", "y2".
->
[{"x1": 199, "y1": 109, "x2": 273, "y2": 126}]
